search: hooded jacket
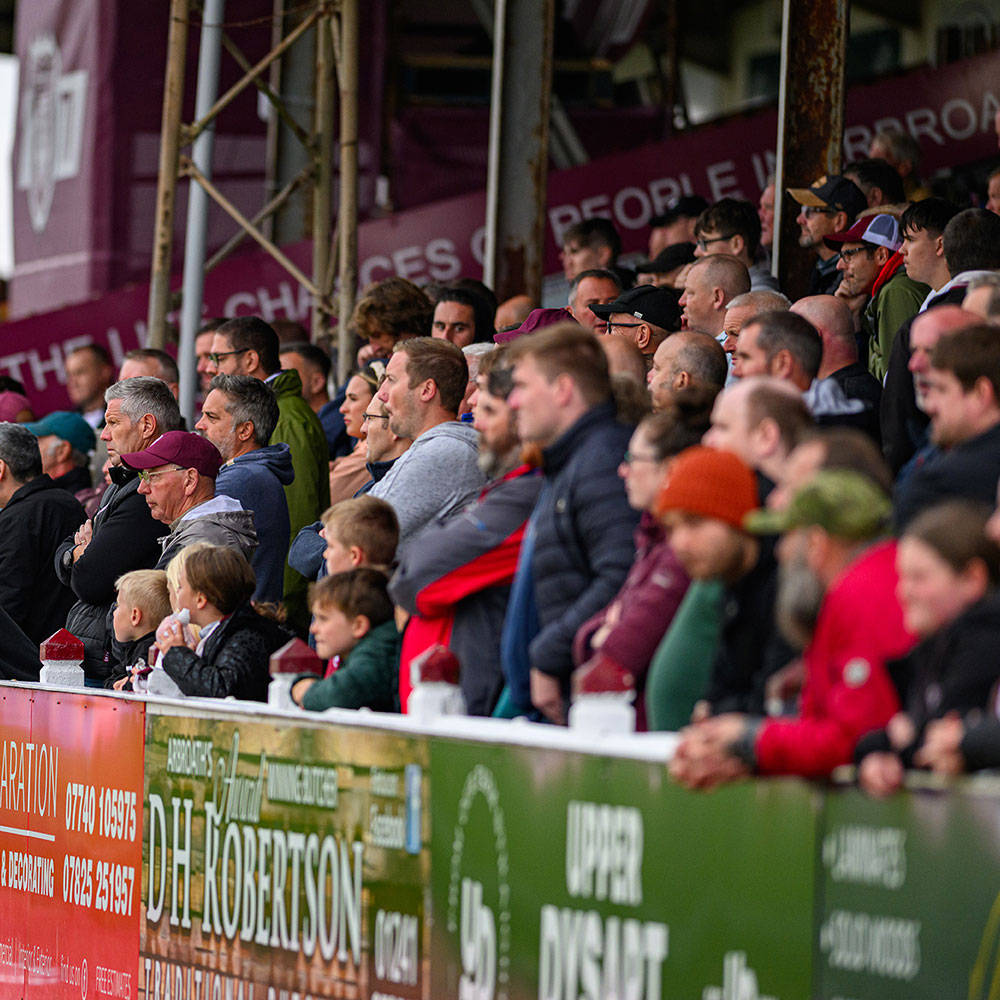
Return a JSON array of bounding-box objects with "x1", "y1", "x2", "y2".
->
[
  {"x1": 0, "y1": 474, "x2": 87, "y2": 645},
  {"x1": 368, "y1": 420, "x2": 487, "y2": 549},
  {"x1": 270, "y1": 368, "x2": 331, "y2": 627},
  {"x1": 54, "y1": 469, "x2": 165, "y2": 680},
  {"x1": 216, "y1": 444, "x2": 294, "y2": 604},
  {"x1": 861, "y1": 252, "x2": 929, "y2": 380},
  {"x1": 155, "y1": 495, "x2": 258, "y2": 570}
]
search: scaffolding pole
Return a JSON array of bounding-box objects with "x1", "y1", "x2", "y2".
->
[{"x1": 337, "y1": 0, "x2": 359, "y2": 384}]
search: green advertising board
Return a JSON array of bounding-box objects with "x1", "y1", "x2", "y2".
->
[
  {"x1": 140, "y1": 704, "x2": 430, "y2": 1000},
  {"x1": 817, "y1": 780, "x2": 1000, "y2": 999},
  {"x1": 429, "y1": 737, "x2": 819, "y2": 999}
]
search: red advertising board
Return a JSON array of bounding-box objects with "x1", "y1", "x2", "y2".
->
[
  {"x1": 2, "y1": 50, "x2": 998, "y2": 416},
  {"x1": 0, "y1": 687, "x2": 144, "y2": 999}
]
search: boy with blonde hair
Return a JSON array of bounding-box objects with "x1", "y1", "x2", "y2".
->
[
  {"x1": 320, "y1": 495, "x2": 399, "y2": 574},
  {"x1": 109, "y1": 569, "x2": 172, "y2": 688}
]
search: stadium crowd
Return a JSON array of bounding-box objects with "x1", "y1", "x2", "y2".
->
[{"x1": 2, "y1": 126, "x2": 1000, "y2": 795}]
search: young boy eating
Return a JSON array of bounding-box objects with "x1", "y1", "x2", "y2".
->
[{"x1": 291, "y1": 568, "x2": 400, "y2": 712}]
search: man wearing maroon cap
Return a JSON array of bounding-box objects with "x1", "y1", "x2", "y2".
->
[
  {"x1": 823, "y1": 213, "x2": 928, "y2": 379},
  {"x1": 122, "y1": 430, "x2": 257, "y2": 570}
]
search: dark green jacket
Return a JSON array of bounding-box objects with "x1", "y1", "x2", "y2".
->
[
  {"x1": 298, "y1": 620, "x2": 401, "y2": 712},
  {"x1": 269, "y1": 368, "x2": 331, "y2": 627}
]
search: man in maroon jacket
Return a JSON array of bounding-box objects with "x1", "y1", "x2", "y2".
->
[{"x1": 670, "y1": 470, "x2": 916, "y2": 788}]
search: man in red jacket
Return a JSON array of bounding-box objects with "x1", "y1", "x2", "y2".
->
[{"x1": 670, "y1": 469, "x2": 916, "y2": 788}]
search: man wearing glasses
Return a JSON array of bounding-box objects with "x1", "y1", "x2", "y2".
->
[
  {"x1": 692, "y1": 198, "x2": 782, "y2": 294},
  {"x1": 591, "y1": 285, "x2": 681, "y2": 372},
  {"x1": 786, "y1": 175, "x2": 866, "y2": 297}
]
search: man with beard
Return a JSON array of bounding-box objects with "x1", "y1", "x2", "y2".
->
[
  {"x1": 389, "y1": 349, "x2": 543, "y2": 715},
  {"x1": 670, "y1": 471, "x2": 916, "y2": 788}
]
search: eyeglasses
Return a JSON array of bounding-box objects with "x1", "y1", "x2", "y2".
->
[
  {"x1": 838, "y1": 245, "x2": 875, "y2": 260},
  {"x1": 695, "y1": 234, "x2": 735, "y2": 251},
  {"x1": 137, "y1": 465, "x2": 185, "y2": 484},
  {"x1": 623, "y1": 450, "x2": 659, "y2": 465},
  {"x1": 362, "y1": 412, "x2": 389, "y2": 423},
  {"x1": 208, "y1": 349, "x2": 249, "y2": 365},
  {"x1": 801, "y1": 206, "x2": 836, "y2": 218},
  {"x1": 606, "y1": 320, "x2": 644, "y2": 332}
]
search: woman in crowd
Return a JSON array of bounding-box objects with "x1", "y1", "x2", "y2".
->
[
  {"x1": 856, "y1": 500, "x2": 1000, "y2": 795},
  {"x1": 329, "y1": 363, "x2": 384, "y2": 503}
]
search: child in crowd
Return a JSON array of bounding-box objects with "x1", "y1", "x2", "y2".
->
[
  {"x1": 108, "y1": 569, "x2": 172, "y2": 690},
  {"x1": 151, "y1": 543, "x2": 292, "y2": 701},
  {"x1": 290, "y1": 568, "x2": 401, "y2": 712},
  {"x1": 321, "y1": 495, "x2": 399, "y2": 575}
]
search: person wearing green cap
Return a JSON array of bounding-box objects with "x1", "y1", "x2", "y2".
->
[{"x1": 670, "y1": 469, "x2": 917, "y2": 788}]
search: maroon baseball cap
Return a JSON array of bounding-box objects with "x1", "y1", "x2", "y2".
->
[
  {"x1": 494, "y1": 307, "x2": 577, "y2": 345},
  {"x1": 121, "y1": 431, "x2": 223, "y2": 479}
]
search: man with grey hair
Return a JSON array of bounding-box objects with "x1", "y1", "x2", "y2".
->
[
  {"x1": 0, "y1": 424, "x2": 86, "y2": 645},
  {"x1": 195, "y1": 374, "x2": 293, "y2": 604},
  {"x1": 964, "y1": 274, "x2": 1000, "y2": 325},
  {"x1": 721, "y1": 289, "x2": 790, "y2": 357},
  {"x1": 647, "y1": 331, "x2": 728, "y2": 412},
  {"x1": 55, "y1": 376, "x2": 181, "y2": 682}
]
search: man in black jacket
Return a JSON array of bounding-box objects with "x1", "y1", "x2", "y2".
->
[
  {"x1": 0, "y1": 424, "x2": 86, "y2": 645},
  {"x1": 505, "y1": 324, "x2": 639, "y2": 724},
  {"x1": 55, "y1": 376, "x2": 180, "y2": 682}
]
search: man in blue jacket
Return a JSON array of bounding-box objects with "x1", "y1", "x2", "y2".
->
[
  {"x1": 505, "y1": 323, "x2": 640, "y2": 724},
  {"x1": 195, "y1": 374, "x2": 294, "y2": 605}
]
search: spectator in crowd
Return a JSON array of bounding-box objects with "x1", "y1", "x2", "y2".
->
[
  {"x1": 494, "y1": 294, "x2": 534, "y2": 332},
  {"x1": 964, "y1": 274, "x2": 1000, "y2": 324},
  {"x1": 0, "y1": 424, "x2": 86, "y2": 645},
  {"x1": 55, "y1": 376, "x2": 180, "y2": 682},
  {"x1": 65, "y1": 344, "x2": 115, "y2": 430},
  {"x1": 108, "y1": 569, "x2": 172, "y2": 688},
  {"x1": 791, "y1": 295, "x2": 883, "y2": 441},
  {"x1": 153, "y1": 543, "x2": 291, "y2": 701},
  {"x1": 988, "y1": 164, "x2": 1000, "y2": 216},
  {"x1": 23, "y1": 410, "x2": 96, "y2": 493},
  {"x1": 592, "y1": 285, "x2": 681, "y2": 369},
  {"x1": 842, "y1": 158, "x2": 906, "y2": 209},
  {"x1": 857, "y1": 501, "x2": 1000, "y2": 796},
  {"x1": 119, "y1": 349, "x2": 180, "y2": 398},
  {"x1": 567, "y1": 268, "x2": 622, "y2": 331},
  {"x1": 560, "y1": 218, "x2": 633, "y2": 289},
  {"x1": 391, "y1": 348, "x2": 543, "y2": 716},
  {"x1": 503, "y1": 323, "x2": 639, "y2": 723},
  {"x1": 291, "y1": 568, "x2": 400, "y2": 712},
  {"x1": 279, "y1": 341, "x2": 351, "y2": 461},
  {"x1": 869, "y1": 127, "x2": 931, "y2": 202},
  {"x1": 322, "y1": 496, "x2": 399, "y2": 576},
  {"x1": 0, "y1": 392, "x2": 34, "y2": 423},
  {"x1": 351, "y1": 277, "x2": 433, "y2": 361},
  {"x1": 635, "y1": 242, "x2": 696, "y2": 290},
  {"x1": 823, "y1": 214, "x2": 928, "y2": 378},
  {"x1": 208, "y1": 315, "x2": 330, "y2": 627},
  {"x1": 758, "y1": 182, "x2": 775, "y2": 253},
  {"x1": 196, "y1": 320, "x2": 226, "y2": 395},
  {"x1": 370, "y1": 338, "x2": 486, "y2": 547},
  {"x1": 571, "y1": 400, "x2": 715, "y2": 728},
  {"x1": 786, "y1": 174, "x2": 867, "y2": 296},
  {"x1": 670, "y1": 470, "x2": 914, "y2": 787},
  {"x1": 461, "y1": 344, "x2": 495, "y2": 416},
  {"x1": 721, "y1": 289, "x2": 790, "y2": 358},
  {"x1": 647, "y1": 196, "x2": 708, "y2": 258},
  {"x1": 655, "y1": 446, "x2": 790, "y2": 719},
  {"x1": 330, "y1": 364, "x2": 383, "y2": 503},
  {"x1": 432, "y1": 285, "x2": 496, "y2": 347},
  {"x1": 679, "y1": 255, "x2": 752, "y2": 352},
  {"x1": 694, "y1": 198, "x2": 780, "y2": 292},
  {"x1": 122, "y1": 430, "x2": 257, "y2": 569},
  {"x1": 647, "y1": 332, "x2": 727, "y2": 412},
  {"x1": 360, "y1": 398, "x2": 410, "y2": 493},
  {"x1": 895, "y1": 324, "x2": 1000, "y2": 529},
  {"x1": 194, "y1": 374, "x2": 292, "y2": 606},
  {"x1": 495, "y1": 306, "x2": 578, "y2": 345},
  {"x1": 704, "y1": 377, "x2": 813, "y2": 491}
]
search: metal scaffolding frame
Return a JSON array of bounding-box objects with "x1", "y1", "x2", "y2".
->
[{"x1": 146, "y1": 0, "x2": 359, "y2": 420}]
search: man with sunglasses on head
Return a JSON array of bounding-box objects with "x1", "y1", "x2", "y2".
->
[
  {"x1": 55, "y1": 376, "x2": 181, "y2": 683},
  {"x1": 787, "y1": 175, "x2": 867, "y2": 296}
]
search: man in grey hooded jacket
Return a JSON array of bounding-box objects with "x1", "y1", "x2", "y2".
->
[
  {"x1": 120, "y1": 431, "x2": 257, "y2": 569},
  {"x1": 370, "y1": 338, "x2": 486, "y2": 549}
]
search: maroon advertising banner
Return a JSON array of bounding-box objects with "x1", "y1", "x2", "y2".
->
[{"x1": 2, "y1": 50, "x2": 998, "y2": 415}]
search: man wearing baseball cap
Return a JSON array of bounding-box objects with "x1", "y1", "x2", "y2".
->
[
  {"x1": 670, "y1": 470, "x2": 916, "y2": 789},
  {"x1": 591, "y1": 285, "x2": 682, "y2": 370},
  {"x1": 787, "y1": 174, "x2": 866, "y2": 296},
  {"x1": 823, "y1": 213, "x2": 929, "y2": 380},
  {"x1": 121, "y1": 430, "x2": 257, "y2": 570},
  {"x1": 23, "y1": 410, "x2": 96, "y2": 494},
  {"x1": 635, "y1": 242, "x2": 696, "y2": 289},
  {"x1": 655, "y1": 446, "x2": 792, "y2": 722}
]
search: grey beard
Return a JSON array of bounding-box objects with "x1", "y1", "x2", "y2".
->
[
  {"x1": 775, "y1": 557, "x2": 825, "y2": 651},
  {"x1": 478, "y1": 444, "x2": 519, "y2": 480}
]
